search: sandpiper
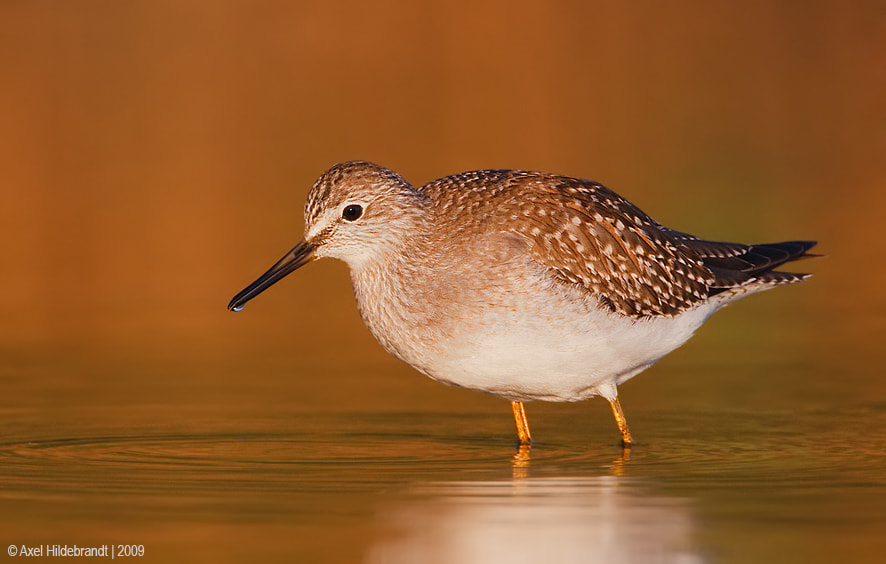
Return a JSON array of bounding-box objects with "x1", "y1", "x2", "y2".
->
[{"x1": 229, "y1": 161, "x2": 815, "y2": 447}]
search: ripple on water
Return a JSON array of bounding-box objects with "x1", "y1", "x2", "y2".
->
[
  {"x1": 0, "y1": 433, "x2": 587, "y2": 468},
  {"x1": 0, "y1": 424, "x2": 620, "y2": 503},
  {"x1": 1, "y1": 407, "x2": 880, "y2": 503},
  {"x1": 609, "y1": 406, "x2": 886, "y2": 492}
]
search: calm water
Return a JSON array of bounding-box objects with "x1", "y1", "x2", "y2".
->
[{"x1": 2, "y1": 315, "x2": 884, "y2": 563}]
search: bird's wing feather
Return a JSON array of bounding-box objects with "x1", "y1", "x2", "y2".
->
[
  {"x1": 422, "y1": 170, "x2": 815, "y2": 317},
  {"x1": 501, "y1": 174, "x2": 715, "y2": 316}
]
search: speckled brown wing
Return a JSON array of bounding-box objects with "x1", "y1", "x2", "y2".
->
[
  {"x1": 422, "y1": 170, "x2": 715, "y2": 317},
  {"x1": 420, "y1": 170, "x2": 815, "y2": 318},
  {"x1": 500, "y1": 173, "x2": 717, "y2": 317}
]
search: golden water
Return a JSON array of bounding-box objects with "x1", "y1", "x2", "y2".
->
[{"x1": 3, "y1": 298, "x2": 884, "y2": 563}]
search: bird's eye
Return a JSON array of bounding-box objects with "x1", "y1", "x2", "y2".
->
[{"x1": 342, "y1": 204, "x2": 363, "y2": 221}]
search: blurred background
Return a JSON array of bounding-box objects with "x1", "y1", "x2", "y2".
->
[
  {"x1": 0, "y1": 1, "x2": 884, "y2": 562},
  {"x1": 2, "y1": 0, "x2": 881, "y2": 358}
]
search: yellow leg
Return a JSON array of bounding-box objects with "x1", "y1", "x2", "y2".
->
[
  {"x1": 607, "y1": 396, "x2": 634, "y2": 447},
  {"x1": 511, "y1": 401, "x2": 532, "y2": 446}
]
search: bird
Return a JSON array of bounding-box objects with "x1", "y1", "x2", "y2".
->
[{"x1": 228, "y1": 161, "x2": 815, "y2": 447}]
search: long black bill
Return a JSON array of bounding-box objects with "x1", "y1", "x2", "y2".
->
[{"x1": 228, "y1": 240, "x2": 315, "y2": 311}]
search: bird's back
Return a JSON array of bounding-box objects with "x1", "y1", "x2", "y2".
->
[{"x1": 420, "y1": 169, "x2": 815, "y2": 318}]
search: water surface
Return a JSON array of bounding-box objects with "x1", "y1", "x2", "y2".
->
[{"x1": 2, "y1": 345, "x2": 883, "y2": 563}]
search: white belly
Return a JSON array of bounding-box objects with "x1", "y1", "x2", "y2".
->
[
  {"x1": 414, "y1": 298, "x2": 723, "y2": 402},
  {"x1": 351, "y1": 251, "x2": 725, "y2": 403}
]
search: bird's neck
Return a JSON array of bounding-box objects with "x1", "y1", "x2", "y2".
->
[{"x1": 347, "y1": 232, "x2": 445, "y2": 369}]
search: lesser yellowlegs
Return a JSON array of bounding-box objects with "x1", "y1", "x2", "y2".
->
[{"x1": 229, "y1": 161, "x2": 815, "y2": 446}]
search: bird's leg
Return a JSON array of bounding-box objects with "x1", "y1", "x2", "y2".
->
[
  {"x1": 606, "y1": 396, "x2": 634, "y2": 447},
  {"x1": 511, "y1": 401, "x2": 532, "y2": 446}
]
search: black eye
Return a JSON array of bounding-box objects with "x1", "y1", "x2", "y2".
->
[{"x1": 342, "y1": 204, "x2": 363, "y2": 221}]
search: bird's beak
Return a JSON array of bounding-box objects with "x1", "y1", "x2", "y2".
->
[{"x1": 228, "y1": 240, "x2": 315, "y2": 311}]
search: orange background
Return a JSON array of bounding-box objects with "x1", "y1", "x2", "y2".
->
[{"x1": 1, "y1": 1, "x2": 882, "y2": 381}]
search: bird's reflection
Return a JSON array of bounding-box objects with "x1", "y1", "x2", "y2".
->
[
  {"x1": 369, "y1": 451, "x2": 702, "y2": 564},
  {"x1": 511, "y1": 444, "x2": 532, "y2": 479},
  {"x1": 511, "y1": 443, "x2": 631, "y2": 478}
]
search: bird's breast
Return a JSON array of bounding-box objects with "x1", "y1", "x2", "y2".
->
[{"x1": 347, "y1": 248, "x2": 723, "y2": 402}]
